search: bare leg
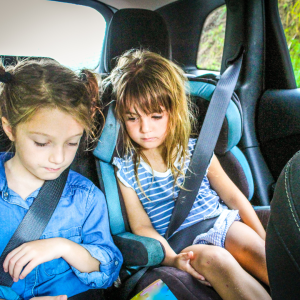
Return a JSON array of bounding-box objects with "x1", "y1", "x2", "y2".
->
[
  {"x1": 182, "y1": 245, "x2": 271, "y2": 300},
  {"x1": 225, "y1": 221, "x2": 269, "y2": 285}
]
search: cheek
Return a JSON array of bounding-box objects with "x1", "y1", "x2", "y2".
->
[
  {"x1": 64, "y1": 144, "x2": 80, "y2": 158},
  {"x1": 124, "y1": 123, "x2": 136, "y2": 136}
]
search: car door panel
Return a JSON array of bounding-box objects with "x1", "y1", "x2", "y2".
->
[{"x1": 258, "y1": 89, "x2": 300, "y2": 180}]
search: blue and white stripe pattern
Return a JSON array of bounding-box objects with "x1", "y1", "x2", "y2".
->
[{"x1": 113, "y1": 139, "x2": 229, "y2": 238}]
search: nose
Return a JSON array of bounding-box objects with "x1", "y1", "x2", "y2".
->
[
  {"x1": 49, "y1": 145, "x2": 65, "y2": 165},
  {"x1": 140, "y1": 117, "x2": 151, "y2": 133}
]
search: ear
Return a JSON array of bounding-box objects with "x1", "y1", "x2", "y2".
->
[{"x1": 2, "y1": 117, "x2": 15, "y2": 141}]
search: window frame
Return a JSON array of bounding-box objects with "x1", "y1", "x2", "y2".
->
[
  {"x1": 264, "y1": 0, "x2": 297, "y2": 89},
  {"x1": 50, "y1": 0, "x2": 114, "y2": 72},
  {"x1": 196, "y1": 3, "x2": 227, "y2": 74}
]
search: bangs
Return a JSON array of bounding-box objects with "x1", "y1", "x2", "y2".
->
[{"x1": 118, "y1": 75, "x2": 171, "y2": 116}]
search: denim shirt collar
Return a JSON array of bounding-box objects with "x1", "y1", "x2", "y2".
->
[{"x1": 0, "y1": 152, "x2": 74, "y2": 210}]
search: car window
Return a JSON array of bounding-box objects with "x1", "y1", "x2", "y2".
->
[
  {"x1": 197, "y1": 5, "x2": 226, "y2": 75},
  {"x1": 278, "y1": 0, "x2": 300, "y2": 87},
  {"x1": 0, "y1": 0, "x2": 106, "y2": 71}
]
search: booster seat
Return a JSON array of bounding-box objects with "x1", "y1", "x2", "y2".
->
[{"x1": 94, "y1": 8, "x2": 269, "y2": 300}]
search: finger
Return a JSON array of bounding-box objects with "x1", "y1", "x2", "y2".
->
[
  {"x1": 12, "y1": 253, "x2": 33, "y2": 282},
  {"x1": 187, "y1": 251, "x2": 194, "y2": 260},
  {"x1": 20, "y1": 258, "x2": 41, "y2": 280},
  {"x1": 3, "y1": 245, "x2": 24, "y2": 272},
  {"x1": 7, "y1": 250, "x2": 29, "y2": 280},
  {"x1": 178, "y1": 252, "x2": 191, "y2": 261},
  {"x1": 185, "y1": 264, "x2": 206, "y2": 281},
  {"x1": 198, "y1": 279, "x2": 212, "y2": 287}
]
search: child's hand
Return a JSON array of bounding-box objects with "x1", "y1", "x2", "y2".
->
[
  {"x1": 173, "y1": 251, "x2": 207, "y2": 282},
  {"x1": 3, "y1": 238, "x2": 69, "y2": 282},
  {"x1": 31, "y1": 296, "x2": 67, "y2": 300}
]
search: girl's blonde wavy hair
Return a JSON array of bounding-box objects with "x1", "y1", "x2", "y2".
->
[{"x1": 106, "y1": 49, "x2": 197, "y2": 195}]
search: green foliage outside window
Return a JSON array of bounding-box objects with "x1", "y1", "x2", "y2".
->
[
  {"x1": 197, "y1": 5, "x2": 226, "y2": 71},
  {"x1": 197, "y1": 1, "x2": 300, "y2": 86},
  {"x1": 278, "y1": 0, "x2": 300, "y2": 87}
]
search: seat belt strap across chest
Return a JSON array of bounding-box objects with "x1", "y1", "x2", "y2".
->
[
  {"x1": 0, "y1": 167, "x2": 70, "y2": 287},
  {"x1": 165, "y1": 52, "x2": 244, "y2": 240}
]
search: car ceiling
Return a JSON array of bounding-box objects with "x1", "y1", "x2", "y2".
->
[{"x1": 98, "y1": 0, "x2": 178, "y2": 10}]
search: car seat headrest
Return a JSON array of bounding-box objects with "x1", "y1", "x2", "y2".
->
[
  {"x1": 95, "y1": 80, "x2": 243, "y2": 162},
  {"x1": 188, "y1": 79, "x2": 243, "y2": 154},
  {"x1": 94, "y1": 101, "x2": 120, "y2": 163},
  {"x1": 104, "y1": 8, "x2": 171, "y2": 73}
]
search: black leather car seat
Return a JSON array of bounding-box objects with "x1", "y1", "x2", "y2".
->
[{"x1": 266, "y1": 150, "x2": 300, "y2": 300}]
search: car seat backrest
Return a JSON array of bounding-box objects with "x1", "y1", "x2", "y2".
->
[
  {"x1": 97, "y1": 9, "x2": 173, "y2": 235},
  {"x1": 104, "y1": 8, "x2": 171, "y2": 73},
  {"x1": 189, "y1": 78, "x2": 254, "y2": 200},
  {"x1": 95, "y1": 83, "x2": 254, "y2": 238},
  {"x1": 96, "y1": 9, "x2": 255, "y2": 238}
]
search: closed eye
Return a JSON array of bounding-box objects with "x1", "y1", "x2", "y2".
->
[
  {"x1": 127, "y1": 116, "x2": 138, "y2": 121},
  {"x1": 34, "y1": 141, "x2": 48, "y2": 147},
  {"x1": 68, "y1": 142, "x2": 79, "y2": 146},
  {"x1": 152, "y1": 115, "x2": 163, "y2": 120}
]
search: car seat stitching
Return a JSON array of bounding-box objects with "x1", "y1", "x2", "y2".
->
[
  {"x1": 284, "y1": 158, "x2": 300, "y2": 231},
  {"x1": 272, "y1": 220, "x2": 300, "y2": 271}
]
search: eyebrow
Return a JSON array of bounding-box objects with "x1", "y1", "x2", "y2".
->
[{"x1": 29, "y1": 132, "x2": 83, "y2": 138}]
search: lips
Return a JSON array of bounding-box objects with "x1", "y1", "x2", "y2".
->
[
  {"x1": 141, "y1": 137, "x2": 156, "y2": 142},
  {"x1": 45, "y1": 167, "x2": 61, "y2": 172}
]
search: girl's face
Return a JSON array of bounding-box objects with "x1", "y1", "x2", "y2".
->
[
  {"x1": 2, "y1": 107, "x2": 84, "y2": 181},
  {"x1": 124, "y1": 106, "x2": 169, "y2": 153}
]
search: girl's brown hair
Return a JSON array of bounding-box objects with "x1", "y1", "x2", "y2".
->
[
  {"x1": 106, "y1": 49, "x2": 197, "y2": 193},
  {"x1": 0, "y1": 59, "x2": 102, "y2": 148}
]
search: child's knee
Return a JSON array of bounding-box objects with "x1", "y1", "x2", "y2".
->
[{"x1": 192, "y1": 246, "x2": 234, "y2": 273}]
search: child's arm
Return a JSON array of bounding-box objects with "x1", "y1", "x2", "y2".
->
[
  {"x1": 3, "y1": 185, "x2": 122, "y2": 288},
  {"x1": 3, "y1": 238, "x2": 100, "y2": 282},
  {"x1": 117, "y1": 178, "x2": 205, "y2": 281},
  {"x1": 207, "y1": 154, "x2": 266, "y2": 239}
]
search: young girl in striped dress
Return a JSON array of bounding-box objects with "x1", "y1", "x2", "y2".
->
[{"x1": 108, "y1": 49, "x2": 270, "y2": 300}]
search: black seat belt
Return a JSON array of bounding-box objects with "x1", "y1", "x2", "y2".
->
[
  {"x1": 0, "y1": 167, "x2": 70, "y2": 287},
  {"x1": 165, "y1": 51, "x2": 244, "y2": 240}
]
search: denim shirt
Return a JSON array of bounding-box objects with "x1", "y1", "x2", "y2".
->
[{"x1": 0, "y1": 153, "x2": 122, "y2": 300}]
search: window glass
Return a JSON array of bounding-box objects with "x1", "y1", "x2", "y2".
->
[
  {"x1": 278, "y1": 0, "x2": 300, "y2": 87},
  {"x1": 0, "y1": 0, "x2": 106, "y2": 71},
  {"x1": 197, "y1": 5, "x2": 226, "y2": 74}
]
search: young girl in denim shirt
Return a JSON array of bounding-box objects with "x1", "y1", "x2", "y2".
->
[
  {"x1": 0, "y1": 59, "x2": 122, "y2": 300},
  {"x1": 108, "y1": 50, "x2": 270, "y2": 300}
]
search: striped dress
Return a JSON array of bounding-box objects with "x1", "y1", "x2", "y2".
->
[{"x1": 113, "y1": 138, "x2": 240, "y2": 247}]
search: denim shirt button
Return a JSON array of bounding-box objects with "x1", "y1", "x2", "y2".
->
[
  {"x1": 115, "y1": 260, "x2": 119, "y2": 266},
  {"x1": 3, "y1": 192, "x2": 8, "y2": 198},
  {"x1": 91, "y1": 283, "x2": 96, "y2": 288}
]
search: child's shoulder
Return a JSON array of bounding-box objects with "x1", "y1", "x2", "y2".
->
[
  {"x1": 66, "y1": 170, "x2": 106, "y2": 208},
  {"x1": 188, "y1": 138, "x2": 197, "y2": 147},
  {"x1": 67, "y1": 169, "x2": 97, "y2": 192},
  {"x1": 112, "y1": 154, "x2": 134, "y2": 171},
  {"x1": 187, "y1": 138, "x2": 197, "y2": 152}
]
